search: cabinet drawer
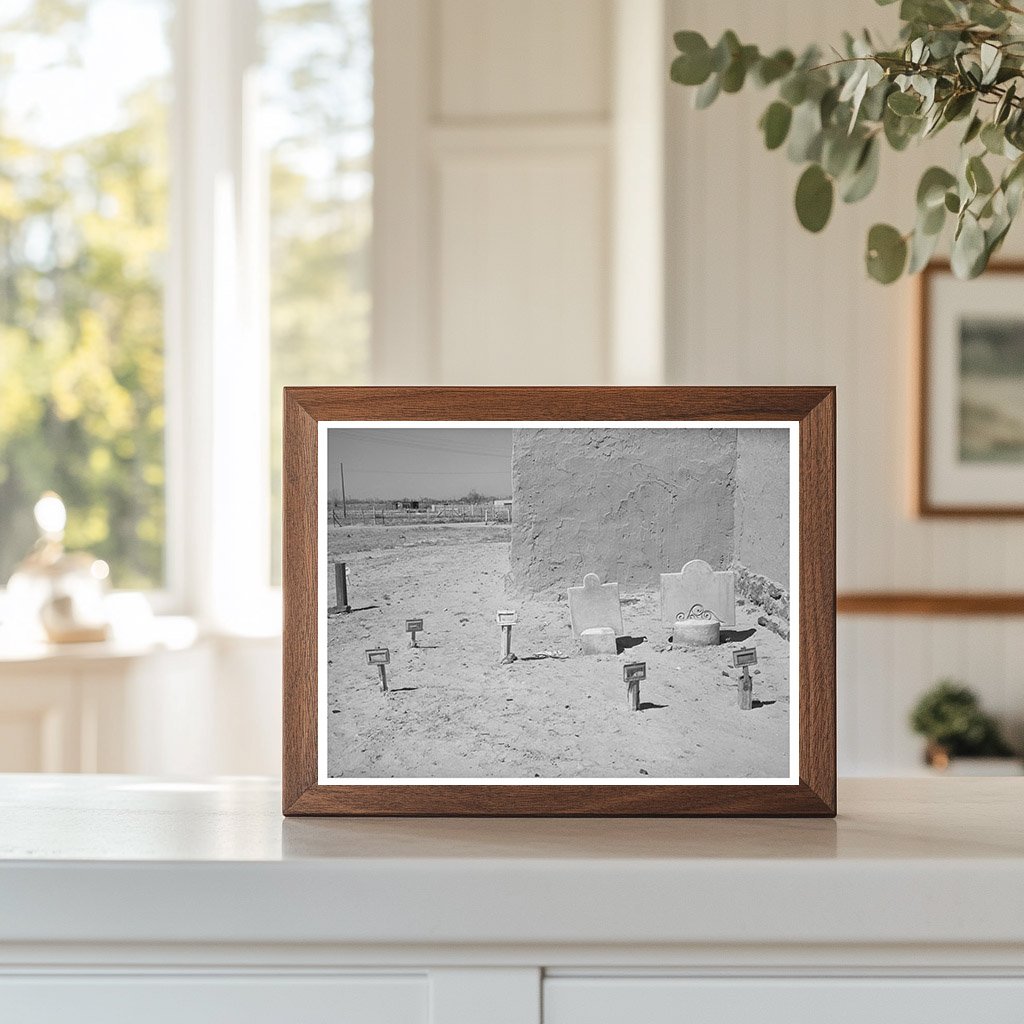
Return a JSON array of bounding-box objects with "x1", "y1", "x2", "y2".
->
[
  {"x1": 544, "y1": 977, "x2": 1024, "y2": 1024},
  {"x1": 0, "y1": 973, "x2": 428, "y2": 1024}
]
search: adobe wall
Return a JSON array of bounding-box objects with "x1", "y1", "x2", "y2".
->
[
  {"x1": 509, "y1": 426, "x2": 790, "y2": 597},
  {"x1": 734, "y1": 427, "x2": 790, "y2": 589},
  {"x1": 509, "y1": 427, "x2": 736, "y2": 593}
]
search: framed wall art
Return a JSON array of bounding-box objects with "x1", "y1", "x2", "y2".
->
[
  {"x1": 917, "y1": 261, "x2": 1024, "y2": 517},
  {"x1": 282, "y1": 387, "x2": 836, "y2": 816}
]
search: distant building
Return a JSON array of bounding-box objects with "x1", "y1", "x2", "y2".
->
[{"x1": 493, "y1": 499, "x2": 513, "y2": 509}]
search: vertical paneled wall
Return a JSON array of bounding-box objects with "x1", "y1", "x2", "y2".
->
[
  {"x1": 665, "y1": 0, "x2": 1024, "y2": 772},
  {"x1": 375, "y1": 0, "x2": 614, "y2": 385}
]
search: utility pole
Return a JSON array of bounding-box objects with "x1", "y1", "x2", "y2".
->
[{"x1": 340, "y1": 461, "x2": 347, "y2": 519}]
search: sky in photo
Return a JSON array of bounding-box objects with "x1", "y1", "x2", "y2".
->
[{"x1": 326, "y1": 428, "x2": 513, "y2": 500}]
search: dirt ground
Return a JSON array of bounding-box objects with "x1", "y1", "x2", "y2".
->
[{"x1": 325, "y1": 523, "x2": 791, "y2": 779}]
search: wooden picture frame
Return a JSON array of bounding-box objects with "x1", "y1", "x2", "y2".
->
[
  {"x1": 917, "y1": 260, "x2": 1024, "y2": 517},
  {"x1": 283, "y1": 387, "x2": 836, "y2": 816}
]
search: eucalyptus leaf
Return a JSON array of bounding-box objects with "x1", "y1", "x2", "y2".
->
[
  {"x1": 710, "y1": 31, "x2": 740, "y2": 73},
  {"x1": 671, "y1": 51, "x2": 711, "y2": 87},
  {"x1": 908, "y1": 221, "x2": 943, "y2": 273},
  {"x1": 967, "y1": 154, "x2": 995, "y2": 195},
  {"x1": 721, "y1": 44, "x2": 759, "y2": 92},
  {"x1": 884, "y1": 106, "x2": 922, "y2": 150},
  {"x1": 822, "y1": 128, "x2": 864, "y2": 178},
  {"x1": 888, "y1": 90, "x2": 921, "y2": 115},
  {"x1": 694, "y1": 73, "x2": 721, "y2": 109},
  {"x1": 981, "y1": 121, "x2": 1006, "y2": 155},
  {"x1": 787, "y1": 101, "x2": 823, "y2": 162},
  {"x1": 980, "y1": 42, "x2": 1003, "y2": 86},
  {"x1": 962, "y1": 115, "x2": 983, "y2": 145},
  {"x1": 951, "y1": 212, "x2": 987, "y2": 278},
  {"x1": 942, "y1": 91, "x2": 974, "y2": 122},
  {"x1": 779, "y1": 73, "x2": 807, "y2": 106},
  {"x1": 996, "y1": 82, "x2": 1017, "y2": 124},
  {"x1": 917, "y1": 166, "x2": 957, "y2": 210},
  {"x1": 980, "y1": 42, "x2": 1002, "y2": 86},
  {"x1": 795, "y1": 164, "x2": 834, "y2": 232},
  {"x1": 970, "y1": 2, "x2": 1009, "y2": 29},
  {"x1": 866, "y1": 223, "x2": 908, "y2": 283},
  {"x1": 760, "y1": 101, "x2": 793, "y2": 150},
  {"x1": 842, "y1": 137, "x2": 881, "y2": 203},
  {"x1": 920, "y1": 200, "x2": 946, "y2": 235},
  {"x1": 754, "y1": 49, "x2": 795, "y2": 87}
]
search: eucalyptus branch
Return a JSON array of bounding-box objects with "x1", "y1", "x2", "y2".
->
[{"x1": 670, "y1": 0, "x2": 1024, "y2": 283}]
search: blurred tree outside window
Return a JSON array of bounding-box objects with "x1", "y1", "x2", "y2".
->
[
  {"x1": 0, "y1": 0, "x2": 172, "y2": 589},
  {"x1": 0, "y1": 0, "x2": 372, "y2": 597},
  {"x1": 262, "y1": 0, "x2": 372, "y2": 582}
]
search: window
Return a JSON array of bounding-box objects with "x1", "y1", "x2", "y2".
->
[
  {"x1": 0, "y1": 0, "x2": 374, "y2": 614},
  {"x1": 261, "y1": 0, "x2": 373, "y2": 580},
  {"x1": 0, "y1": 0, "x2": 172, "y2": 589}
]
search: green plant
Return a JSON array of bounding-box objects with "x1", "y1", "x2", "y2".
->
[
  {"x1": 670, "y1": 0, "x2": 1024, "y2": 283},
  {"x1": 909, "y1": 680, "x2": 1015, "y2": 756}
]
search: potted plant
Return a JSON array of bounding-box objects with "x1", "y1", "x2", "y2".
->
[
  {"x1": 670, "y1": 0, "x2": 1024, "y2": 283},
  {"x1": 909, "y1": 680, "x2": 1019, "y2": 771}
]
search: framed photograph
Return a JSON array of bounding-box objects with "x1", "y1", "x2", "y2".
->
[
  {"x1": 917, "y1": 261, "x2": 1024, "y2": 516},
  {"x1": 283, "y1": 387, "x2": 836, "y2": 816}
]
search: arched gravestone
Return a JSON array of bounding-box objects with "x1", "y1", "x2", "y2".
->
[
  {"x1": 660, "y1": 559, "x2": 736, "y2": 626},
  {"x1": 567, "y1": 573, "x2": 624, "y2": 638}
]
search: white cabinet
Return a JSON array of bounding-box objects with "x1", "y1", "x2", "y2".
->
[
  {"x1": 1, "y1": 975, "x2": 428, "y2": 1024},
  {"x1": 1, "y1": 777, "x2": 1023, "y2": 1024},
  {"x1": 545, "y1": 977, "x2": 1024, "y2": 1024}
]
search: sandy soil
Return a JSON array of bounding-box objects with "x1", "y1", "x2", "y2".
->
[{"x1": 326, "y1": 524, "x2": 790, "y2": 779}]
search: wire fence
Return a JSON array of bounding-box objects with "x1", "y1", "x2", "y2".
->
[{"x1": 327, "y1": 502, "x2": 512, "y2": 527}]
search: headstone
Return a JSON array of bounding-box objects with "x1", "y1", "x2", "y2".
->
[
  {"x1": 580, "y1": 626, "x2": 617, "y2": 655},
  {"x1": 567, "y1": 573, "x2": 623, "y2": 637},
  {"x1": 672, "y1": 615, "x2": 720, "y2": 647},
  {"x1": 660, "y1": 559, "x2": 735, "y2": 626}
]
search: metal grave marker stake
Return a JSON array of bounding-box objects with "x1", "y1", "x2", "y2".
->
[
  {"x1": 732, "y1": 646, "x2": 757, "y2": 710},
  {"x1": 567, "y1": 573, "x2": 623, "y2": 638},
  {"x1": 660, "y1": 559, "x2": 735, "y2": 626},
  {"x1": 624, "y1": 661, "x2": 646, "y2": 711},
  {"x1": 329, "y1": 561, "x2": 351, "y2": 615},
  {"x1": 365, "y1": 647, "x2": 391, "y2": 693},
  {"x1": 406, "y1": 618, "x2": 424, "y2": 647},
  {"x1": 496, "y1": 610, "x2": 518, "y2": 663}
]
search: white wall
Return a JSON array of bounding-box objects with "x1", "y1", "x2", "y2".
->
[
  {"x1": 665, "y1": 0, "x2": 1024, "y2": 772},
  {"x1": 373, "y1": 0, "x2": 665, "y2": 386}
]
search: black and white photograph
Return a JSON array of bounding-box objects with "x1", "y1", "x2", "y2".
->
[
  {"x1": 959, "y1": 317, "x2": 1024, "y2": 464},
  {"x1": 919, "y1": 263, "x2": 1024, "y2": 514},
  {"x1": 318, "y1": 423, "x2": 797, "y2": 783}
]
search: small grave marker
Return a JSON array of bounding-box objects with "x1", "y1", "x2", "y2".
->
[
  {"x1": 329, "y1": 561, "x2": 351, "y2": 615},
  {"x1": 660, "y1": 559, "x2": 735, "y2": 626},
  {"x1": 496, "y1": 610, "x2": 518, "y2": 663},
  {"x1": 624, "y1": 661, "x2": 646, "y2": 711},
  {"x1": 365, "y1": 647, "x2": 391, "y2": 693},
  {"x1": 405, "y1": 618, "x2": 424, "y2": 647},
  {"x1": 567, "y1": 573, "x2": 623, "y2": 638},
  {"x1": 732, "y1": 646, "x2": 757, "y2": 710}
]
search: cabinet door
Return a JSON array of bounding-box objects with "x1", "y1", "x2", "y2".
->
[
  {"x1": 0, "y1": 973, "x2": 428, "y2": 1024},
  {"x1": 544, "y1": 977, "x2": 1024, "y2": 1024}
]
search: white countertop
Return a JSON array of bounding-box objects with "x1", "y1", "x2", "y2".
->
[{"x1": 2, "y1": 776, "x2": 1023, "y2": 951}]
